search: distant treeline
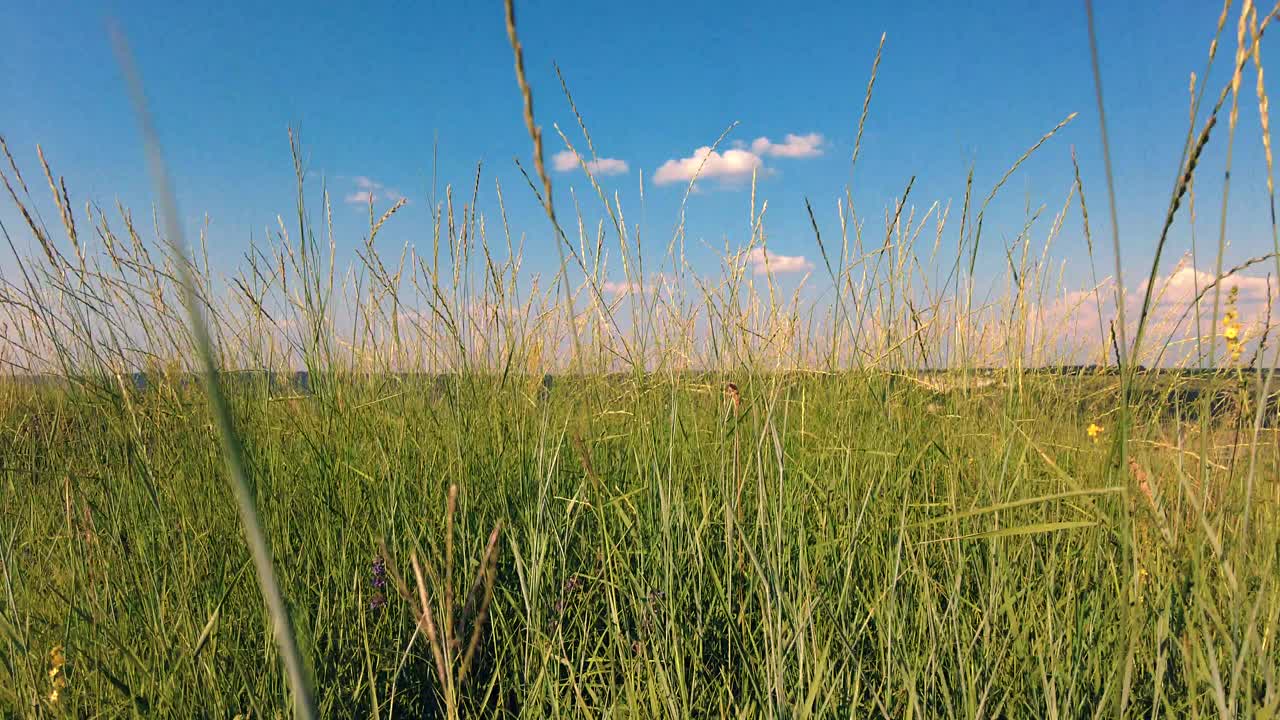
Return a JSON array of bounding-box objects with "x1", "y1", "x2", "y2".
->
[{"x1": 6, "y1": 365, "x2": 1280, "y2": 388}]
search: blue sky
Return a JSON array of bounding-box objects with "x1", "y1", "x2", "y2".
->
[{"x1": 2, "y1": 1, "x2": 1276, "y2": 302}]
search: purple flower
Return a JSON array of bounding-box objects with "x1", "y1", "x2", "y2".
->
[
  {"x1": 553, "y1": 575, "x2": 583, "y2": 618},
  {"x1": 368, "y1": 555, "x2": 389, "y2": 612}
]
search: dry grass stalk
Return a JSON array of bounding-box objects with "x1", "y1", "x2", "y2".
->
[{"x1": 384, "y1": 484, "x2": 503, "y2": 713}]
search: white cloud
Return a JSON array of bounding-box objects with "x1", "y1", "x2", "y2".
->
[
  {"x1": 344, "y1": 176, "x2": 407, "y2": 206},
  {"x1": 745, "y1": 247, "x2": 813, "y2": 275},
  {"x1": 653, "y1": 146, "x2": 764, "y2": 186},
  {"x1": 551, "y1": 150, "x2": 630, "y2": 176},
  {"x1": 1031, "y1": 256, "x2": 1279, "y2": 364},
  {"x1": 587, "y1": 158, "x2": 630, "y2": 175},
  {"x1": 1140, "y1": 263, "x2": 1274, "y2": 307},
  {"x1": 750, "y1": 133, "x2": 825, "y2": 158},
  {"x1": 654, "y1": 132, "x2": 824, "y2": 187},
  {"x1": 602, "y1": 274, "x2": 673, "y2": 297},
  {"x1": 603, "y1": 279, "x2": 643, "y2": 296}
]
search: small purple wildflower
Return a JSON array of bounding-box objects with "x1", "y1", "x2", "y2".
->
[
  {"x1": 368, "y1": 555, "x2": 388, "y2": 612},
  {"x1": 552, "y1": 575, "x2": 583, "y2": 620}
]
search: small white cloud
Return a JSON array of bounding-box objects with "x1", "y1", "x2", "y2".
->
[
  {"x1": 745, "y1": 247, "x2": 813, "y2": 275},
  {"x1": 551, "y1": 151, "x2": 578, "y2": 172},
  {"x1": 586, "y1": 157, "x2": 629, "y2": 175},
  {"x1": 344, "y1": 176, "x2": 408, "y2": 206},
  {"x1": 653, "y1": 146, "x2": 764, "y2": 186},
  {"x1": 602, "y1": 274, "x2": 673, "y2": 297},
  {"x1": 654, "y1": 132, "x2": 823, "y2": 188},
  {"x1": 552, "y1": 150, "x2": 630, "y2": 176},
  {"x1": 750, "y1": 133, "x2": 825, "y2": 158},
  {"x1": 603, "y1": 279, "x2": 643, "y2": 296}
]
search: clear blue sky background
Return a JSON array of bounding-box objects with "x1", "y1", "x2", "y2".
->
[{"x1": 1, "y1": 1, "x2": 1275, "y2": 298}]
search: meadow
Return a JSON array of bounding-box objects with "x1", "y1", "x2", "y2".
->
[{"x1": 2, "y1": 1, "x2": 1280, "y2": 717}]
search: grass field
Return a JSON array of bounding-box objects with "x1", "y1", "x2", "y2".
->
[
  {"x1": 3, "y1": 1, "x2": 1280, "y2": 717},
  {"x1": 1, "y1": 368, "x2": 1277, "y2": 717}
]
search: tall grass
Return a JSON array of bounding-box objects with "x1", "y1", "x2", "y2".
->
[{"x1": 0, "y1": 2, "x2": 1278, "y2": 717}]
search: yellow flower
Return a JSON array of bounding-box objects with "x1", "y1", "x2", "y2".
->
[
  {"x1": 47, "y1": 645, "x2": 67, "y2": 704},
  {"x1": 1087, "y1": 423, "x2": 1104, "y2": 441},
  {"x1": 1222, "y1": 286, "x2": 1246, "y2": 363}
]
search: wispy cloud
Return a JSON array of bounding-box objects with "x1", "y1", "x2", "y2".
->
[
  {"x1": 602, "y1": 273, "x2": 674, "y2": 297},
  {"x1": 551, "y1": 150, "x2": 630, "y2": 176},
  {"x1": 750, "y1": 132, "x2": 825, "y2": 158},
  {"x1": 344, "y1": 176, "x2": 408, "y2": 206},
  {"x1": 602, "y1": 279, "x2": 644, "y2": 296},
  {"x1": 745, "y1": 247, "x2": 813, "y2": 275}
]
